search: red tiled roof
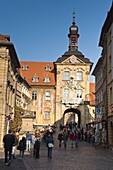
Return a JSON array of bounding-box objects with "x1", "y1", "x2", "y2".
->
[
  {"x1": 90, "y1": 82, "x2": 95, "y2": 106},
  {"x1": 20, "y1": 61, "x2": 55, "y2": 86}
]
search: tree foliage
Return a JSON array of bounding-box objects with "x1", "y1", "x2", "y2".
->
[{"x1": 10, "y1": 107, "x2": 24, "y2": 133}]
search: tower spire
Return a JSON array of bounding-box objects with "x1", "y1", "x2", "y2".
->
[{"x1": 72, "y1": 11, "x2": 76, "y2": 25}]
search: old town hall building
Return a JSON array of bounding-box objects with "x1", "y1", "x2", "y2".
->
[
  {"x1": 0, "y1": 13, "x2": 95, "y2": 147},
  {"x1": 20, "y1": 13, "x2": 94, "y2": 129}
]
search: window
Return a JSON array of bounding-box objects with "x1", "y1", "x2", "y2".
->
[
  {"x1": 32, "y1": 111, "x2": 36, "y2": 118},
  {"x1": 71, "y1": 37, "x2": 76, "y2": 45},
  {"x1": 77, "y1": 71, "x2": 83, "y2": 80},
  {"x1": 45, "y1": 65, "x2": 51, "y2": 71},
  {"x1": 64, "y1": 88, "x2": 69, "y2": 98},
  {"x1": 44, "y1": 111, "x2": 50, "y2": 120},
  {"x1": 44, "y1": 76, "x2": 50, "y2": 82},
  {"x1": 22, "y1": 65, "x2": 28, "y2": 71},
  {"x1": 32, "y1": 75, "x2": 38, "y2": 82},
  {"x1": 76, "y1": 89, "x2": 82, "y2": 98},
  {"x1": 64, "y1": 71, "x2": 70, "y2": 80},
  {"x1": 45, "y1": 91, "x2": 51, "y2": 100},
  {"x1": 32, "y1": 91, "x2": 37, "y2": 100}
]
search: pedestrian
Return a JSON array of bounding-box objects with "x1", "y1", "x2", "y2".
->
[
  {"x1": 26, "y1": 131, "x2": 32, "y2": 151},
  {"x1": 91, "y1": 134, "x2": 95, "y2": 146},
  {"x1": 18, "y1": 137, "x2": 26, "y2": 159},
  {"x1": 58, "y1": 131, "x2": 63, "y2": 147},
  {"x1": 34, "y1": 137, "x2": 40, "y2": 158},
  {"x1": 62, "y1": 130, "x2": 68, "y2": 148},
  {"x1": 69, "y1": 131, "x2": 75, "y2": 148},
  {"x1": 46, "y1": 133, "x2": 54, "y2": 159},
  {"x1": 3, "y1": 129, "x2": 15, "y2": 166},
  {"x1": 12, "y1": 133, "x2": 18, "y2": 159},
  {"x1": 75, "y1": 131, "x2": 79, "y2": 148}
]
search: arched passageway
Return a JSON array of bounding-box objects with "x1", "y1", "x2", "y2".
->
[{"x1": 63, "y1": 108, "x2": 81, "y2": 128}]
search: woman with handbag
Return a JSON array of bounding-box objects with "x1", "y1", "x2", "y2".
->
[
  {"x1": 18, "y1": 137, "x2": 26, "y2": 159},
  {"x1": 46, "y1": 133, "x2": 54, "y2": 159}
]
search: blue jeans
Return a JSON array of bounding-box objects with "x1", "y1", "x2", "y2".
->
[
  {"x1": 19, "y1": 150, "x2": 24, "y2": 158},
  {"x1": 48, "y1": 148, "x2": 52, "y2": 158}
]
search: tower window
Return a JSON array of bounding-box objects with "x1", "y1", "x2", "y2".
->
[
  {"x1": 32, "y1": 91, "x2": 37, "y2": 100},
  {"x1": 64, "y1": 88, "x2": 69, "y2": 98},
  {"x1": 64, "y1": 71, "x2": 70, "y2": 80},
  {"x1": 71, "y1": 37, "x2": 76, "y2": 45},
  {"x1": 77, "y1": 71, "x2": 83, "y2": 80}
]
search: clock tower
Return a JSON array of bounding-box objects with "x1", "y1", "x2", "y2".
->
[{"x1": 68, "y1": 12, "x2": 79, "y2": 51}]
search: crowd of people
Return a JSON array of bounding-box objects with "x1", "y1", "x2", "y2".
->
[{"x1": 3, "y1": 122, "x2": 97, "y2": 166}]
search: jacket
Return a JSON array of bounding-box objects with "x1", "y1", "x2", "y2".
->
[
  {"x1": 46, "y1": 136, "x2": 54, "y2": 148},
  {"x1": 3, "y1": 134, "x2": 15, "y2": 151}
]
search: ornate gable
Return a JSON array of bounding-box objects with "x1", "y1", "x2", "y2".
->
[{"x1": 61, "y1": 55, "x2": 85, "y2": 64}]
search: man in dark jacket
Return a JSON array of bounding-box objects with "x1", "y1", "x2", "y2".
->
[
  {"x1": 34, "y1": 138, "x2": 40, "y2": 158},
  {"x1": 46, "y1": 133, "x2": 54, "y2": 159},
  {"x1": 3, "y1": 129, "x2": 15, "y2": 166}
]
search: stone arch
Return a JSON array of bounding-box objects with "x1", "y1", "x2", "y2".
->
[{"x1": 63, "y1": 108, "x2": 81, "y2": 128}]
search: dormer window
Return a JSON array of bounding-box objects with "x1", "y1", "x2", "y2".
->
[
  {"x1": 32, "y1": 75, "x2": 39, "y2": 82},
  {"x1": 45, "y1": 65, "x2": 51, "y2": 71},
  {"x1": 22, "y1": 65, "x2": 28, "y2": 71},
  {"x1": 44, "y1": 76, "x2": 50, "y2": 82}
]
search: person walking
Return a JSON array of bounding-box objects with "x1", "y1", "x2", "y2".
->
[
  {"x1": 62, "y1": 130, "x2": 68, "y2": 148},
  {"x1": 12, "y1": 133, "x2": 18, "y2": 159},
  {"x1": 26, "y1": 131, "x2": 32, "y2": 151},
  {"x1": 18, "y1": 137, "x2": 26, "y2": 159},
  {"x1": 69, "y1": 131, "x2": 75, "y2": 148},
  {"x1": 46, "y1": 133, "x2": 54, "y2": 159},
  {"x1": 34, "y1": 137, "x2": 40, "y2": 158},
  {"x1": 58, "y1": 131, "x2": 63, "y2": 147},
  {"x1": 3, "y1": 129, "x2": 15, "y2": 166}
]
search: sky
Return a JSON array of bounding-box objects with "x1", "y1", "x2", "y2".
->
[{"x1": 0, "y1": 0, "x2": 112, "y2": 82}]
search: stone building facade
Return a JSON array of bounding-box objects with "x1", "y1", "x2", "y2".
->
[
  {"x1": 92, "y1": 3, "x2": 113, "y2": 146},
  {"x1": 0, "y1": 35, "x2": 31, "y2": 147}
]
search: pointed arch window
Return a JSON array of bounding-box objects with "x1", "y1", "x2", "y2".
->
[{"x1": 77, "y1": 71, "x2": 83, "y2": 80}]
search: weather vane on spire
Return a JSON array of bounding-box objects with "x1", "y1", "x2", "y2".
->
[{"x1": 72, "y1": 11, "x2": 76, "y2": 25}]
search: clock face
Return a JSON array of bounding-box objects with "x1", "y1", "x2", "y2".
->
[{"x1": 70, "y1": 57, "x2": 76, "y2": 63}]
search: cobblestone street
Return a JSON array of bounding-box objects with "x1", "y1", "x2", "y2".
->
[{"x1": 1, "y1": 139, "x2": 113, "y2": 170}]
